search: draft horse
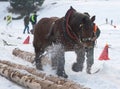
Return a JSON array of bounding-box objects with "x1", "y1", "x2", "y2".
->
[{"x1": 33, "y1": 7, "x2": 96, "y2": 78}]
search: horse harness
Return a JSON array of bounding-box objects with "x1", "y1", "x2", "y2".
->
[
  {"x1": 47, "y1": 9, "x2": 97, "y2": 47},
  {"x1": 63, "y1": 8, "x2": 96, "y2": 45}
]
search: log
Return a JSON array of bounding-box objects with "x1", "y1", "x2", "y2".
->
[
  {"x1": 0, "y1": 62, "x2": 69, "y2": 89},
  {"x1": 0, "y1": 63, "x2": 41, "y2": 89},
  {"x1": 12, "y1": 48, "x2": 51, "y2": 65},
  {"x1": 45, "y1": 75, "x2": 89, "y2": 89},
  {"x1": 12, "y1": 48, "x2": 35, "y2": 63},
  {"x1": 0, "y1": 60, "x2": 90, "y2": 89},
  {"x1": 0, "y1": 60, "x2": 46, "y2": 78}
]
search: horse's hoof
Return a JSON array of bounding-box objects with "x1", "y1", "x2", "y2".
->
[
  {"x1": 86, "y1": 67, "x2": 91, "y2": 74},
  {"x1": 57, "y1": 71, "x2": 68, "y2": 78},
  {"x1": 36, "y1": 63, "x2": 43, "y2": 70},
  {"x1": 72, "y1": 62, "x2": 83, "y2": 72}
]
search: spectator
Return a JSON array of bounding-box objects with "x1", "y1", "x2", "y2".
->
[
  {"x1": 75, "y1": 12, "x2": 101, "y2": 74},
  {"x1": 30, "y1": 11, "x2": 37, "y2": 34},
  {"x1": 106, "y1": 18, "x2": 108, "y2": 24},
  {"x1": 4, "y1": 14, "x2": 12, "y2": 26},
  {"x1": 23, "y1": 15, "x2": 30, "y2": 34}
]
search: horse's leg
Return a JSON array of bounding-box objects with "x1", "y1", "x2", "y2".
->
[
  {"x1": 48, "y1": 45, "x2": 58, "y2": 70},
  {"x1": 72, "y1": 48, "x2": 86, "y2": 72},
  {"x1": 34, "y1": 47, "x2": 44, "y2": 70},
  {"x1": 52, "y1": 44, "x2": 68, "y2": 78},
  {"x1": 51, "y1": 55, "x2": 57, "y2": 70},
  {"x1": 86, "y1": 47, "x2": 94, "y2": 74}
]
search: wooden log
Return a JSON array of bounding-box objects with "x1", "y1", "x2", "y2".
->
[
  {"x1": 12, "y1": 48, "x2": 51, "y2": 65},
  {"x1": 0, "y1": 60, "x2": 46, "y2": 78},
  {"x1": 12, "y1": 48, "x2": 35, "y2": 63},
  {"x1": 45, "y1": 75, "x2": 89, "y2": 89},
  {"x1": 0, "y1": 60, "x2": 90, "y2": 89},
  {"x1": 0, "y1": 63, "x2": 69, "y2": 89},
  {"x1": 0, "y1": 63, "x2": 41, "y2": 89}
]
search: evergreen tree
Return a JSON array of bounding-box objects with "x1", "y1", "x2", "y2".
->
[{"x1": 9, "y1": 0, "x2": 44, "y2": 10}]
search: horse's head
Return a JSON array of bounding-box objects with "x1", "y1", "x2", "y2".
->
[{"x1": 65, "y1": 7, "x2": 95, "y2": 48}]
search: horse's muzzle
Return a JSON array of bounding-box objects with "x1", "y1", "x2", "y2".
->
[
  {"x1": 81, "y1": 37, "x2": 92, "y2": 42},
  {"x1": 80, "y1": 38, "x2": 94, "y2": 48}
]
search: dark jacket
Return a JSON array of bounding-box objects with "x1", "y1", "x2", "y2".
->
[
  {"x1": 24, "y1": 15, "x2": 29, "y2": 26},
  {"x1": 94, "y1": 23, "x2": 100, "y2": 38},
  {"x1": 92, "y1": 23, "x2": 100, "y2": 46},
  {"x1": 30, "y1": 14, "x2": 37, "y2": 25}
]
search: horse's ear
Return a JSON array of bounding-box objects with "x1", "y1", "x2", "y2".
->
[
  {"x1": 70, "y1": 6, "x2": 76, "y2": 11},
  {"x1": 91, "y1": 15, "x2": 96, "y2": 22},
  {"x1": 70, "y1": 6, "x2": 73, "y2": 9}
]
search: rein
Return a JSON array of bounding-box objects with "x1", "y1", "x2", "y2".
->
[{"x1": 65, "y1": 9, "x2": 79, "y2": 43}]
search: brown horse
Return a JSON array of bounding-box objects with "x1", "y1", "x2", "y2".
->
[{"x1": 33, "y1": 7, "x2": 96, "y2": 78}]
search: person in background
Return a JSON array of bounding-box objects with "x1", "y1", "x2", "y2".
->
[
  {"x1": 106, "y1": 18, "x2": 108, "y2": 24},
  {"x1": 4, "y1": 14, "x2": 12, "y2": 26},
  {"x1": 110, "y1": 19, "x2": 113, "y2": 25},
  {"x1": 23, "y1": 15, "x2": 30, "y2": 34},
  {"x1": 30, "y1": 11, "x2": 37, "y2": 34},
  {"x1": 84, "y1": 12, "x2": 101, "y2": 74}
]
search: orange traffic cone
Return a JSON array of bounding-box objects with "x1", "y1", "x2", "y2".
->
[
  {"x1": 98, "y1": 44, "x2": 110, "y2": 60},
  {"x1": 23, "y1": 36, "x2": 30, "y2": 44}
]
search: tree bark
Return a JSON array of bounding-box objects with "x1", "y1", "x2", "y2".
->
[
  {"x1": 0, "y1": 60, "x2": 46, "y2": 78},
  {"x1": 0, "y1": 62, "x2": 68, "y2": 89},
  {"x1": 0, "y1": 62, "x2": 42, "y2": 89},
  {"x1": 12, "y1": 48, "x2": 51, "y2": 65},
  {"x1": 12, "y1": 48, "x2": 35, "y2": 63}
]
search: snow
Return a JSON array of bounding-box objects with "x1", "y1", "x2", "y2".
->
[{"x1": 0, "y1": 0, "x2": 120, "y2": 89}]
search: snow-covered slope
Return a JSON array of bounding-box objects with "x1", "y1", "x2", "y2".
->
[{"x1": 0, "y1": 0, "x2": 120, "y2": 89}]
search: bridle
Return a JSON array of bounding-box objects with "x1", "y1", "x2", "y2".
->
[{"x1": 79, "y1": 23, "x2": 93, "y2": 43}]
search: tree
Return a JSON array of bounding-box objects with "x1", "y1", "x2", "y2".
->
[{"x1": 9, "y1": 0, "x2": 44, "y2": 12}]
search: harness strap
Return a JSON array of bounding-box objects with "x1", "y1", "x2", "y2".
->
[
  {"x1": 65, "y1": 9, "x2": 79, "y2": 42},
  {"x1": 93, "y1": 24, "x2": 98, "y2": 33},
  {"x1": 61, "y1": 19, "x2": 78, "y2": 49},
  {"x1": 46, "y1": 21, "x2": 55, "y2": 38}
]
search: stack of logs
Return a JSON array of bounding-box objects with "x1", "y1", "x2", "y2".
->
[{"x1": 0, "y1": 48, "x2": 90, "y2": 89}]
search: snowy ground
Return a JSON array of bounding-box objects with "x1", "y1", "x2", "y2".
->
[{"x1": 0, "y1": 0, "x2": 120, "y2": 89}]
